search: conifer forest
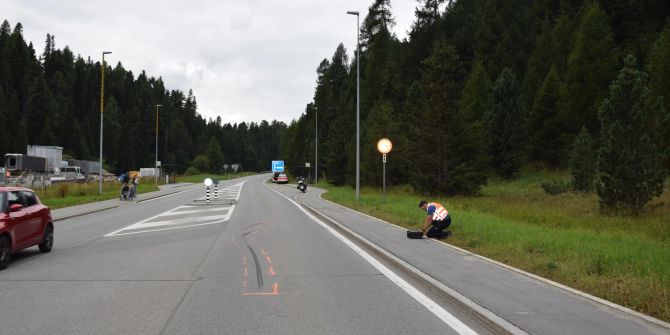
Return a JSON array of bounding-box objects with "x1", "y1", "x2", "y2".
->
[{"x1": 2, "y1": 0, "x2": 670, "y2": 213}]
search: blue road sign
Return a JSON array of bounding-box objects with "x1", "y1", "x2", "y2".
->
[{"x1": 272, "y1": 160, "x2": 285, "y2": 172}]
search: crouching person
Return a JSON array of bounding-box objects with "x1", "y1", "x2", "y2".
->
[{"x1": 418, "y1": 200, "x2": 452, "y2": 239}]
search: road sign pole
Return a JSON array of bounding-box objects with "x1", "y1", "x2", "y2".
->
[
  {"x1": 383, "y1": 153, "x2": 386, "y2": 203},
  {"x1": 206, "y1": 186, "x2": 210, "y2": 204}
]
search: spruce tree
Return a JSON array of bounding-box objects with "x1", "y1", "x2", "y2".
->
[
  {"x1": 205, "y1": 136, "x2": 224, "y2": 173},
  {"x1": 0, "y1": 87, "x2": 7, "y2": 156},
  {"x1": 529, "y1": 65, "x2": 563, "y2": 166},
  {"x1": 570, "y1": 127, "x2": 596, "y2": 192},
  {"x1": 409, "y1": 39, "x2": 484, "y2": 195},
  {"x1": 460, "y1": 61, "x2": 492, "y2": 122},
  {"x1": 487, "y1": 68, "x2": 526, "y2": 179},
  {"x1": 521, "y1": 19, "x2": 554, "y2": 112},
  {"x1": 647, "y1": 24, "x2": 670, "y2": 110},
  {"x1": 596, "y1": 55, "x2": 669, "y2": 215},
  {"x1": 647, "y1": 24, "x2": 670, "y2": 169},
  {"x1": 561, "y1": 2, "x2": 619, "y2": 135}
]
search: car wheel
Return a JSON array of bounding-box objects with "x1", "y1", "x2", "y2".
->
[
  {"x1": 0, "y1": 236, "x2": 10, "y2": 270},
  {"x1": 38, "y1": 225, "x2": 54, "y2": 253}
]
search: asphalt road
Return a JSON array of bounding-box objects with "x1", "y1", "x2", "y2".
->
[{"x1": 0, "y1": 175, "x2": 487, "y2": 335}]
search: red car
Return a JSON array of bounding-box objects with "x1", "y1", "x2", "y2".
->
[
  {"x1": 276, "y1": 174, "x2": 289, "y2": 184},
  {"x1": 0, "y1": 187, "x2": 54, "y2": 270}
]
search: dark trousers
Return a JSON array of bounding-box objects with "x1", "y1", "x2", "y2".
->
[{"x1": 426, "y1": 215, "x2": 451, "y2": 238}]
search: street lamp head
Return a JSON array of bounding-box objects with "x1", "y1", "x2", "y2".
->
[
  {"x1": 102, "y1": 51, "x2": 112, "y2": 55},
  {"x1": 157, "y1": 104, "x2": 163, "y2": 107},
  {"x1": 377, "y1": 138, "x2": 392, "y2": 154},
  {"x1": 347, "y1": 11, "x2": 359, "y2": 16}
]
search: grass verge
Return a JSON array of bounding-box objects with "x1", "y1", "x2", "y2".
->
[
  {"x1": 37, "y1": 182, "x2": 160, "y2": 209},
  {"x1": 320, "y1": 171, "x2": 670, "y2": 322}
]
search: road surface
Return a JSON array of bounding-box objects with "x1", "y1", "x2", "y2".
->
[{"x1": 0, "y1": 175, "x2": 491, "y2": 335}]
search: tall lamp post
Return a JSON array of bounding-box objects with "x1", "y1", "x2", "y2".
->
[
  {"x1": 347, "y1": 10, "x2": 360, "y2": 201},
  {"x1": 377, "y1": 138, "x2": 392, "y2": 203},
  {"x1": 155, "y1": 104, "x2": 162, "y2": 184},
  {"x1": 314, "y1": 105, "x2": 318, "y2": 185},
  {"x1": 99, "y1": 51, "x2": 112, "y2": 195}
]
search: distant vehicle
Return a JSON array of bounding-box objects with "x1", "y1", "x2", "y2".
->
[
  {"x1": 297, "y1": 177, "x2": 307, "y2": 193},
  {"x1": 276, "y1": 173, "x2": 288, "y2": 184},
  {"x1": 50, "y1": 166, "x2": 86, "y2": 183},
  {"x1": 0, "y1": 186, "x2": 54, "y2": 270}
]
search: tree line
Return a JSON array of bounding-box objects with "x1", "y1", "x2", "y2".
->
[
  {"x1": 281, "y1": 0, "x2": 670, "y2": 214},
  {"x1": 0, "y1": 21, "x2": 286, "y2": 174}
]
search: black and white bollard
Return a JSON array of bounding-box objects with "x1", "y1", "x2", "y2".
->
[
  {"x1": 214, "y1": 184, "x2": 218, "y2": 199},
  {"x1": 206, "y1": 186, "x2": 210, "y2": 204}
]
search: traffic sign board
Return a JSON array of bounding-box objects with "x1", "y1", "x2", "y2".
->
[{"x1": 272, "y1": 160, "x2": 285, "y2": 172}]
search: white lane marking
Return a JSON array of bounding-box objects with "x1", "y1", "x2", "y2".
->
[
  {"x1": 264, "y1": 182, "x2": 479, "y2": 335},
  {"x1": 158, "y1": 207, "x2": 230, "y2": 216},
  {"x1": 120, "y1": 213, "x2": 231, "y2": 231},
  {"x1": 137, "y1": 187, "x2": 202, "y2": 203},
  {"x1": 107, "y1": 220, "x2": 231, "y2": 237}
]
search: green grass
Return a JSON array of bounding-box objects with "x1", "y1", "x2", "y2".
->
[
  {"x1": 321, "y1": 171, "x2": 670, "y2": 322},
  {"x1": 36, "y1": 182, "x2": 160, "y2": 209},
  {"x1": 175, "y1": 172, "x2": 256, "y2": 184}
]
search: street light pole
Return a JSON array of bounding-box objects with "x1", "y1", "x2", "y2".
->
[
  {"x1": 315, "y1": 105, "x2": 318, "y2": 185},
  {"x1": 99, "y1": 51, "x2": 111, "y2": 195},
  {"x1": 377, "y1": 138, "x2": 392, "y2": 204},
  {"x1": 156, "y1": 104, "x2": 162, "y2": 184},
  {"x1": 347, "y1": 10, "x2": 360, "y2": 201}
]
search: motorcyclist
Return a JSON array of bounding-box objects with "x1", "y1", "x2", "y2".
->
[{"x1": 297, "y1": 176, "x2": 307, "y2": 192}]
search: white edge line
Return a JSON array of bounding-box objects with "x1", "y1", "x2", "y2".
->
[
  {"x1": 301, "y1": 202, "x2": 529, "y2": 335},
  {"x1": 313, "y1": 189, "x2": 670, "y2": 331},
  {"x1": 264, "y1": 182, "x2": 478, "y2": 335}
]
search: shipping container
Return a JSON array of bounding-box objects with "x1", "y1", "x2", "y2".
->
[
  {"x1": 27, "y1": 145, "x2": 63, "y2": 173},
  {"x1": 67, "y1": 160, "x2": 102, "y2": 175},
  {"x1": 4, "y1": 154, "x2": 48, "y2": 172}
]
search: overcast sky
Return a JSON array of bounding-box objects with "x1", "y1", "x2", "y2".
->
[{"x1": 2, "y1": 0, "x2": 417, "y2": 124}]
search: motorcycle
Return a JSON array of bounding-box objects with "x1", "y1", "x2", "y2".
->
[{"x1": 297, "y1": 179, "x2": 307, "y2": 193}]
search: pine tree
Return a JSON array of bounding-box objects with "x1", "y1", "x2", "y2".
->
[
  {"x1": 414, "y1": 0, "x2": 445, "y2": 29},
  {"x1": 647, "y1": 24, "x2": 670, "y2": 105},
  {"x1": 529, "y1": 65, "x2": 563, "y2": 166},
  {"x1": 461, "y1": 61, "x2": 492, "y2": 122},
  {"x1": 521, "y1": 19, "x2": 554, "y2": 112},
  {"x1": 487, "y1": 68, "x2": 526, "y2": 179},
  {"x1": 451, "y1": 60, "x2": 489, "y2": 194},
  {"x1": 561, "y1": 2, "x2": 619, "y2": 135},
  {"x1": 0, "y1": 87, "x2": 7, "y2": 156},
  {"x1": 361, "y1": 0, "x2": 394, "y2": 48},
  {"x1": 569, "y1": 127, "x2": 596, "y2": 192},
  {"x1": 596, "y1": 55, "x2": 669, "y2": 215},
  {"x1": 647, "y1": 23, "x2": 670, "y2": 169},
  {"x1": 205, "y1": 136, "x2": 224, "y2": 173},
  {"x1": 409, "y1": 39, "x2": 477, "y2": 195}
]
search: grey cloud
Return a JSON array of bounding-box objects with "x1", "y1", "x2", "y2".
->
[{"x1": 2, "y1": 0, "x2": 417, "y2": 124}]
